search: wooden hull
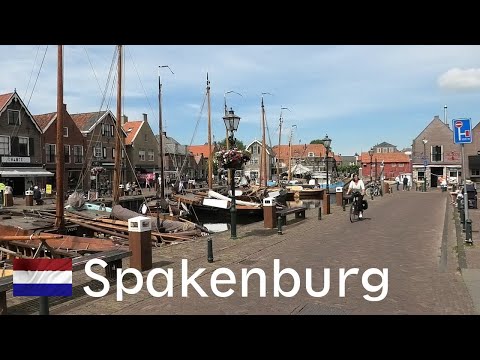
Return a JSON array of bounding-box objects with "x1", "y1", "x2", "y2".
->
[
  {"x1": 0, "y1": 223, "x2": 127, "y2": 257},
  {"x1": 285, "y1": 188, "x2": 324, "y2": 201}
]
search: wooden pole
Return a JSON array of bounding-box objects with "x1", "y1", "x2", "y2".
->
[
  {"x1": 207, "y1": 73, "x2": 213, "y2": 190},
  {"x1": 277, "y1": 113, "x2": 283, "y2": 181},
  {"x1": 55, "y1": 45, "x2": 65, "y2": 230},
  {"x1": 261, "y1": 98, "x2": 267, "y2": 187},
  {"x1": 113, "y1": 45, "x2": 122, "y2": 205}
]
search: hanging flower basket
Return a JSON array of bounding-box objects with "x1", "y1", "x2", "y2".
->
[{"x1": 215, "y1": 148, "x2": 251, "y2": 170}]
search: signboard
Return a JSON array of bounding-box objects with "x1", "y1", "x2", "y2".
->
[
  {"x1": 453, "y1": 118, "x2": 472, "y2": 144},
  {"x1": 46, "y1": 184, "x2": 52, "y2": 194},
  {"x1": 423, "y1": 159, "x2": 428, "y2": 167},
  {"x1": 0, "y1": 183, "x2": 5, "y2": 191},
  {"x1": 1, "y1": 156, "x2": 30, "y2": 163}
]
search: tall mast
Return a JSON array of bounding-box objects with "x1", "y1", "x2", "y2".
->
[
  {"x1": 260, "y1": 97, "x2": 267, "y2": 187},
  {"x1": 55, "y1": 45, "x2": 65, "y2": 230},
  {"x1": 113, "y1": 45, "x2": 122, "y2": 205},
  {"x1": 224, "y1": 92, "x2": 230, "y2": 186},
  {"x1": 207, "y1": 73, "x2": 213, "y2": 190},
  {"x1": 287, "y1": 125, "x2": 296, "y2": 182},
  {"x1": 157, "y1": 65, "x2": 173, "y2": 202},
  {"x1": 276, "y1": 107, "x2": 289, "y2": 182}
]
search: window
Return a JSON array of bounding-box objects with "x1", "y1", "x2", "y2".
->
[
  {"x1": 0, "y1": 136, "x2": 9, "y2": 155},
  {"x1": 431, "y1": 145, "x2": 443, "y2": 162},
  {"x1": 94, "y1": 143, "x2": 102, "y2": 158},
  {"x1": 112, "y1": 148, "x2": 115, "y2": 159},
  {"x1": 148, "y1": 150, "x2": 154, "y2": 161},
  {"x1": 46, "y1": 144, "x2": 56, "y2": 163},
  {"x1": 103, "y1": 147, "x2": 107, "y2": 159},
  {"x1": 472, "y1": 169, "x2": 480, "y2": 176},
  {"x1": 7, "y1": 110, "x2": 20, "y2": 125},
  {"x1": 377, "y1": 148, "x2": 381, "y2": 153},
  {"x1": 64, "y1": 145, "x2": 71, "y2": 163},
  {"x1": 398, "y1": 163, "x2": 404, "y2": 167},
  {"x1": 102, "y1": 123, "x2": 112, "y2": 137},
  {"x1": 450, "y1": 170, "x2": 459, "y2": 177},
  {"x1": 418, "y1": 171, "x2": 425, "y2": 180},
  {"x1": 391, "y1": 163, "x2": 397, "y2": 167},
  {"x1": 139, "y1": 150, "x2": 145, "y2": 161},
  {"x1": 308, "y1": 152, "x2": 314, "y2": 157},
  {"x1": 63, "y1": 127, "x2": 69, "y2": 137},
  {"x1": 74, "y1": 145, "x2": 83, "y2": 163},
  {"x1": 111, "y1": 125, "x2": 114, "y2": 137},
  {"x1": 18, "y1": 137, "x2": 29, "y2": 156}
]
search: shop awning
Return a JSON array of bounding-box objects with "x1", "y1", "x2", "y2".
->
[{"x1": 0, "y1": 167, "x2": 54, "y2": 177}]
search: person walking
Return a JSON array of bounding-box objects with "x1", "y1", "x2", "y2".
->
[
  {"x1": 403, "y1": 176, "x2": 408, "y2": 191},
  {"x1": 395, "y1": 175, "x2": 400, "y2": 191}
]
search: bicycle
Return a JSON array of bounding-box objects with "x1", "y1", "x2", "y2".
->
[{"x1": 349, "y1": 191, "x2": 364, "y2": 223}]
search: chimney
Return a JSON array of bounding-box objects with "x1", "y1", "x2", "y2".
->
[
  {"x1": 143, "y1": 113, "x2": 147, "y2": 122},
  {"x1": 121, "y1": 115, "x2": 128, "y2": 125}
]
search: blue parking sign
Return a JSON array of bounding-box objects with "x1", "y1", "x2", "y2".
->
[{"x1": 453, "y1": 118, "x2": 472, "y2": 144}]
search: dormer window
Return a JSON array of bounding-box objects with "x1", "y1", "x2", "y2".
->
[{"x1": 308, "y1": 152, "x2": 314, "y2": 157}]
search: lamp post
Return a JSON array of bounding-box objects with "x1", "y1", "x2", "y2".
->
[
  {"x1": 323, "y1": 134, "x2": 332, "y2": 214},
  {"x1": 368, "y1": 148, "x2": 374, "y2": 182},
  {"x1": 422, "y1": 138, "x2": 428, "y2": 192},
  {"x1": 223, "y1": 108, "x2": 241, "y2": 240}
]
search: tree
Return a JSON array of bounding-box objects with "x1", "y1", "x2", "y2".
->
[
  {"x1": 336, "y1": 164, "x2": 360, "y2": 177},
  {"x1": 310, "y1": 139, "x2": 324, "y2": 145},
  {"x1": 217, "y1": 138, "x2": 246, "y2": 150}
]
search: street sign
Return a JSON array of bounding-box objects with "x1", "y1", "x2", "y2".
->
[
  {"x1": 453, "y1": 118, "x2": 472, "y2": 144},
  {"x1": 423, "y1": 159, "x2": 428, "y2": 167}
]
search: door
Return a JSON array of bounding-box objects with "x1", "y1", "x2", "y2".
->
[{"x1": 431, "y1": 167, "x2": 443, "y2": 188}]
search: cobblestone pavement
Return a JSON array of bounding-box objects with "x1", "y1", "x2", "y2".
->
[{"x1": 5, "y1": 189, "x2": 476, "y2": 315}]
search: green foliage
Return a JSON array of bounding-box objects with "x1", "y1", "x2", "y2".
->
[
  {"x1": 337, "y1": 164, "x2": 360, "y2": 176},
  {"x1": 310, "y1": 139, "x2": 324, "y2": 145},
  {"x1": 217, "y1": 138, "x2": 246, "y2": 150}
]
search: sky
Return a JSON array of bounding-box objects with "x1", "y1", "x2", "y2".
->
[{"x1": 1, "y1": 45, "x2": 480, "y2": 156}]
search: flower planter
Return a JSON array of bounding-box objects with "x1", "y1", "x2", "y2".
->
[{"x1": 223, "y1": 160, "x2": 244, "y2": 170}]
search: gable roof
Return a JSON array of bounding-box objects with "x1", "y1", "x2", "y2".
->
[
  {"x1": 188, "y1": 144, "x2": 215, "y2": 158},
  {"x1": 246, "y1": 140, "x2": 274, "y2": 156},
  {"x1": 33, "y1": 112, "x2": 57, "y2": 132},
  {"x1": 359, "y1": 151, "x2": 410, "y2": 163},
  {"x1": 0, "y1": 92, "x2": 14, "y2": 110},
  {"x1": 373, "y1": 141, "x2": 396, "y2": 148},
  {"x1": 413, "y1": 115, "x2": 452, "y2": 142},
  {"x1": 0, "y1": 91, "x2": 42, "y2": 133},
  {"x1": 70, "y1": 109, "x2": 127, "y2": 136},
  {"x1": 123, "y1": 121, "x2": 144, "y2": 145}
]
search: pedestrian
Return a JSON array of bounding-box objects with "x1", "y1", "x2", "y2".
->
[
  {"x1": 403, "y1": 176, "x2": 408, "y2": 191},
  {"x1": 395, "y1": 175, "x2": 400, "y2": 191}
]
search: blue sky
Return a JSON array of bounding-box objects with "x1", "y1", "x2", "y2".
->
[{"x1": 1, "y1": 45, "x2": 480, "y2": 155}]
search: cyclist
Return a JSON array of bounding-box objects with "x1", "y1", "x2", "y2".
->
[{"x1": 347, "y1": 174, "x2": 366, "y2": 218}]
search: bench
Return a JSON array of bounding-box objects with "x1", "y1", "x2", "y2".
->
[
  {"x1": 0, "y1": 248, "x2": 131, "y2": 315},
  {"x1": 277, "y1": 207, "x2": 306, "y2": 224}
]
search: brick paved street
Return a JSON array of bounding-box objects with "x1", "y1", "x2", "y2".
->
[{"x1": 5, "y1": 189, "x2": 476, "y2": 315}]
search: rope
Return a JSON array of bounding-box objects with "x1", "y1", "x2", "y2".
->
[
  {"x1": 23, "y1": 45, "x2": 41, "y2": 100},
  {"x1": 26, "y1": 45, "x2": 48, "y2": 108}
]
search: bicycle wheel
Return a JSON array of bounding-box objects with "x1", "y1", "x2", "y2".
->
[
  {"x1": 366, "y1": 187, "x2": 373, "y2": 198},
  {"x1": 350, "y1": 202, "x2": 358, "y2": 222}
]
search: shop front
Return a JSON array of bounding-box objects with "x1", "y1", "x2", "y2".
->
[{"x1": 0, "y1": 167, "x2": 54, "y2": 195}]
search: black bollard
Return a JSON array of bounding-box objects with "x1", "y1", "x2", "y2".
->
[
  {"x1": 207, "y1": 237, "x2": 214, "y2": 263},
  {"x1": 39, "y1": 296, "x2": 49, "y2": 315},
  {"x1": 342, "y1": 199, "x2": 346, "y2": 211},
  {"x1": 318, "y1": 207, "x2": 322, "y2": 220},
  {"x1": 277, "y1": 215, "x2": 283, "y2": 235},
  {"x1": 460, "y1": 206, "x2": 465, "y2": 230},
  {"x1": 466, "y1": 219, "x2": 473, "y2": 244}
]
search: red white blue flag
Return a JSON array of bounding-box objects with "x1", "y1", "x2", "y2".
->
[{"x1": 13, "y1": 258, "x2": 72, "y2": 297}]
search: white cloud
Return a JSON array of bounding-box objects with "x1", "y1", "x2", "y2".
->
[{"x1": 438, "y1": 67, "x2": 480, "y2": 90}]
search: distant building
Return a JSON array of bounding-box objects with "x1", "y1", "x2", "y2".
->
[
  {"x1": 360, "y1": 151, "x2": 411, "y2": 180},
  {"x1": 372, "y1": 141, "x2": 398, "y2": 153},
  {"x1": 0, "y1": 91, "x2": 53, "y2": 195},
  {"x1": 244, "y1": 140, "x2": 275, "y2": 181}
]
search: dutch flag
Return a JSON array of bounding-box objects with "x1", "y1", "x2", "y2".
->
[{"x1": 13, "y1": 258, "x2": 73, "y2": 297}]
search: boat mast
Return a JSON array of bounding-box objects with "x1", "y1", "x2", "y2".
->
[
  {"x1": 260, "y1": 97, "x2": 267, "y2": 187},
  {"x1": 113, "y1": 45, "x2": 122, "y2": 205},
  {"x1": 207, "y1": 73, "x2": 213, "y2": 190},
  {"x1": 158, "y1": 65, "x2": 174, "y2": 199},
  {"x1": 55, "y1": 45, "x2": 65, "y2": 230},
  {"x1": 276, "y1": 107, "x2": 289, "y2": 183},
  {"x1": 287, "y1": 125, "x2": 296, "y2": 182}
]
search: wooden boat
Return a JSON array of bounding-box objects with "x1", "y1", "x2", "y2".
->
[{"x1": 285, "y1": 185, "x2": 324, "y2": 200}]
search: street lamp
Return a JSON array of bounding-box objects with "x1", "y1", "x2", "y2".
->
[
  {"x1": 368, "y1": 148, "x2": 374, "y2": 182},
  {"x1": 223, "y1": 108, "x2": 241, "y2": 240},
  {"x1": 224, "y1": 91, "x2": 243, "y2": 186},
  {"x1": 323, "y1": 134, "x2": 332, "y2": 214},
  {"x1": 422, "y1": 138, "x2": 428, "y2": 192}
]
